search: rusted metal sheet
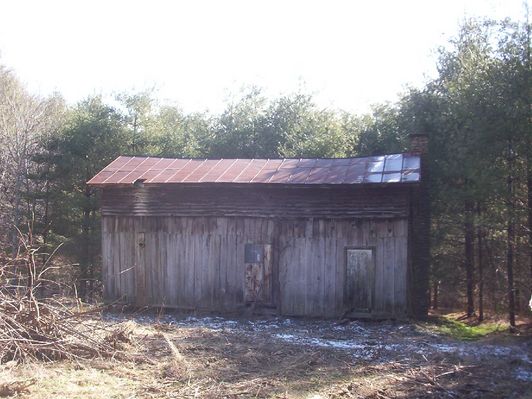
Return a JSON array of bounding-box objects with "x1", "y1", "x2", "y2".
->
[{"x1": 87, "y1": 153, "x2": 421, "y2": 186}]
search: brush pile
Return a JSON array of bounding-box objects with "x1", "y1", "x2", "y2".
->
[{"x1": 0, "y1": 232, "x2": 126, "y2": 364}]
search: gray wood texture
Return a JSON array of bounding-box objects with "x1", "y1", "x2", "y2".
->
[
  {"x1": 345, "y1": 249, "x2": 374, "y2": 313},
  {"x1": 102, "y1": 216, "x2": 408, "y2": 318},
  {"x1": 100, "y1": 184, "x2": 411, "y2": 219}
]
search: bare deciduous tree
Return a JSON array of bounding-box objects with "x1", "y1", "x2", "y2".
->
[{"x1": 0, "y1": 64, "x2": 64, "y2": 253}]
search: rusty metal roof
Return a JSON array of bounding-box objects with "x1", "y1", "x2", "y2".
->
[{"x1": 87, "y1": 153, "x2": 421, "y2": 186}]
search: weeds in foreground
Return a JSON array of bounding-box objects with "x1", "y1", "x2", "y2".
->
[
  {"x1": 422, "y1": 315, "x2": 504, "y2": 340},
  {"x1": 0, "y1": 228, "x2": 134, "y2": 364}
]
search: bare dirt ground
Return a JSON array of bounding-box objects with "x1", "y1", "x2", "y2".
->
[{"x1": 1, "y1": 312, "x2": 530, "y2": 398}]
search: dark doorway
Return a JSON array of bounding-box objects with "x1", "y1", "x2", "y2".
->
[{"x1": 345, "y1": 248, "x2": 374, "y2": 313}]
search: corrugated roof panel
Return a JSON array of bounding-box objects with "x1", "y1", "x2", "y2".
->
[
  {"x1": 216, "y1": 159, "x2": 252, "y2": 182},
  {"x1": 251, "y1": 169, "x2": 277, "y2": 183},
  {"x1": 118, "y1": 157, "x2": 146, "y2": 172},
  {"x1": 234, "y1": 159, "x2": 268, "y2": 182},
  {"x1": 147, "y1": 159, "x2": 188, "y2": 183},
  {"x1": 279, "y1": 159, "x2": 300, "y2": 169},
  {"x1": 183, "y1": 160, "x2": 221, "y2": 182},
  {"x1": 329, "y1": 158, "x2": 352, "y2": 166},
  {"x1": 151, "y1": 169, "x2": 181, "y2": 183},
  {"x1": 268, "y1": 167, "x2": 292, "y2": 183},
  {"x1": 344, "y1": 164, "x2": 367, "y2": 184},
  {"x1": 306, "y1": 167, "x2": 331, "y2": 183},
  {"x1": 325, "y1": 166, "x2": 349, "y2": 184},
  {"x1": 105, "y1": 156, "x2": 133, "y2": 171},
  {"x1": 139, "y1": 169, "x2": 167, "y2": 182},
  {"x1": 88, "y1": 153, "x2": 421, "y2": 186},
  {"x1": 164, "y1": 159, "x2": 205, "y2": 183},
  {"x1": 298, "y1": 159, "x2": 317, "y2": 168},
  {"x1": 251, "y1": 159, "x2": 284, "y2": 182},
  {"x1": 103, "y1": 170, "x2": 132, "y2": 184},
  {"x1": 288, "y1": 167, "x2": 312, "y2": 183},
  {"x1": 87, "y1": 170, "x2": 115, "y2": 184},
  {"x1": 349, "y1": 158, "x2": 366, "y2": 166},
  {"x1": 315, "y1": 159, "x2": 334, "y2": 168},
  {"x1": 200, "y1": 159, "x2": 237, "y2": 182},
  {"x1": 119, "y1": 169, "x2": 147, "y2": 184},
  {"x1": 169, "y1": 158, "x2": 196, "y2": 170}
]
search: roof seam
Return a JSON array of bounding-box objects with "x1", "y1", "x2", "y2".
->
[
  {"x1": 101, "y1": 156, "x2": 135, "y2": 184},
  {"x1": 87, "y1": 153, "x2": 422, "y2": 186},
  {"x1": 164, "y1": 159, "x2": 193, "y2": 183},
  {"x1": 267, "y1": 159, "x2": 286, "y2": 183},
  {"x1": 250, "y1": 158, "x2": 269, "y2": 183},
  {"x1": 117, "y1": 156, "x2": 150, "y2": 184},
  {"x1": 215, "y1": 159, "x2": 239, "y2": 182},
  {"x1": 181, "y1": 159, "x2": 208, "y2": 182},
  {"x1": 198, "y1": 159, "x2": 224, "y2": 182},
  {"x1": 232, "y1": 159, "x2": 254, "y2": 183}
]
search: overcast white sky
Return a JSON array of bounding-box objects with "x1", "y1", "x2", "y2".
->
[{"x1": 0, "y1": 0, "x2": 527, "y2": 114}]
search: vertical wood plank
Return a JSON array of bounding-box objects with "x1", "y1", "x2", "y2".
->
[
  {"x1": 135, "y1": 231, "x2": 146, "y2": 306},
  {"x1": 383, "y1": 236, "x2": 395, "y2": 314}
]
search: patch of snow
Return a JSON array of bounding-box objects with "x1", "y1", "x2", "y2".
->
[
  {"x1": 514, "y1": 367, "x2": 532, "y2": 382},
  {"x1": 101, "y1": 312, "x2": 531, "y2": 366}
]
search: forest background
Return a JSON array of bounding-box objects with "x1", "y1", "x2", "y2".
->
[{"x1": 0, "y1": 17, "x2": 530, "y2": 326}]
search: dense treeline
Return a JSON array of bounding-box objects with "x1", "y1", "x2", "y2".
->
[{"x1": 0, "y1": 18, "x2": 529, "y2": 325}]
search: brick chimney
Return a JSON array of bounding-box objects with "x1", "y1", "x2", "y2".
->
[
  {"x1": 409, "y1": 133, "x2": 429, "y2": 155},
  {"x1": 407, "y1": 132, "x2": 430, "y2": 319}
]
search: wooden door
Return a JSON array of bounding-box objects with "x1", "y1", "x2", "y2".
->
[
  {"x1": 244, "y1": 244, "x2": 273, "y2": 305},
  {"x1": 345, "y1": 248, "x2": 374, "y2": 313}
]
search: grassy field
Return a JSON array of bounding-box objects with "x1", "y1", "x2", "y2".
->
[{"x1": 0, "y1": 311, "x2": 530, "y2": 398}]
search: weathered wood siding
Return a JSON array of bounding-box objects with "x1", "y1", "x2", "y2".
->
[
  {"x1": 102, "y1": 215, "x2": 408, "y2": 318},
  {"x1": 100, "y1": 184, "x2": 411, "y2": 219}
]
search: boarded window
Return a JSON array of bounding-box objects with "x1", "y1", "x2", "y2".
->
[
  {"x1": 245, "y1": 243, "x2": 264, "y2": 263},
  {"x1": 345, "y1": 248, "x2": 374, "y2": 313}
]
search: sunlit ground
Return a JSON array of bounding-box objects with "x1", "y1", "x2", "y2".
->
[{"x1": 1, "y1": 312, "x2": 530, "y2": 398}]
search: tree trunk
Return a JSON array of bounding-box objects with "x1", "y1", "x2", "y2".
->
[
  {"x1": 526, "y1": 135, "x2": 532, "y2": 310},
  {"x1": 10, "y1": 161, "x2": 25, "y2": 256},
  {"x1": 506, "y1": 140, "x2": 516, "y2": 328},
  {"x1": 432, "y1": 280, "x2": 439, "y2": 310},
  {"x1": 464, "y1": 200, "x2": 475, "y2": 317},
  {"x1": 79, "y1": 185, "x2": 92, "y2": 301},
  {"x1": 526, "y1": 0, "x2": 532, "y2": 302},
  {"x1": 477, "y1": 202, "x2": 484, "y2": 322}
]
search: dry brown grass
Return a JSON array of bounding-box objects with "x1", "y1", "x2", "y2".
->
[
  {"x1": 0, "y1": 314, "x2": 529, "y2": 399},
  {"x1": 0, "y1": 231, "x2": 137, "y2": 364}
]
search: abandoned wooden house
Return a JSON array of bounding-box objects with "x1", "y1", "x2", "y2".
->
[{"x1": 87, "y1": 135, "x2": 430, "y2": 319}]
